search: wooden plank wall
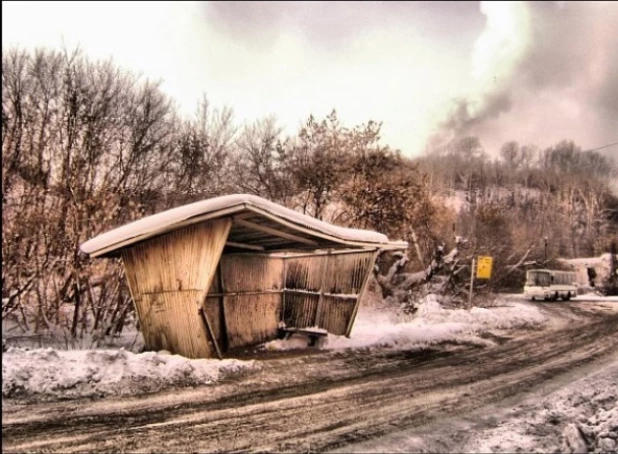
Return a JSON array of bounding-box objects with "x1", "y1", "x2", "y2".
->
[
  {"x1": 283, "y1": 250, "x2": 376, "y2": 335},
  {"x1": 205, "y1": 254, "x2": 285, "y2": 351},
  {"x1": 282, "y1": 255, "x2": 326, "y2": 329},
  {"x1": 201, "y1": 250, "x2": 377, "y2": 353},
  {"x1": 121, "y1": 219, "x2": 231, "y2": 358}
]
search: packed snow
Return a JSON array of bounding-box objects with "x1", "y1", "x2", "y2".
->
[
  {"x1": 264, "y1": 294, "x2": 548, "y2": 352},
  {"x1": 338, "y1": 357, "x2": 618, "y2": 454},
  {"x1": 2, "y1": 347, "x2": 258, "y2": 401},
  {"x1": 464, "y1": 364, "x2": 618, "y2": 453}
]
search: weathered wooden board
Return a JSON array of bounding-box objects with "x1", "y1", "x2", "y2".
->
[{"x1": 122, "y1": 218, "x2": 231, "y2": 358}]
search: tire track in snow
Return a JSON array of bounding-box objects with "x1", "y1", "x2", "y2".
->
[{"x1": 2, "y1": 304, "x2": 617, "y2": 453}]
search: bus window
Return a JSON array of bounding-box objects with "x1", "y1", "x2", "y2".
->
[{"x1": 527, "y1": 271, "x2": 551, "y2": 287}]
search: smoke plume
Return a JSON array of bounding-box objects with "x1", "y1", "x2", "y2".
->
[{"x1": 434, "y1": 1, "x2": 618, "y2": 153}]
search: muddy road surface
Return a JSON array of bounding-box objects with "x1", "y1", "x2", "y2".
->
[{"x1": 3, "y1": 301, "x2": 618, "y2": 453}]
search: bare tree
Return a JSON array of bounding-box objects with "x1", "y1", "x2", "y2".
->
[
  {"x1": 287, "y1": 111, "x2": 351, "y2": 219},
  {"x1": 2, "y1": 47, "x2": 179, "y2": 341},
  {"x1": 172, "y1": 96, "x2": 237, "y2": 204},
  {"x1": 229, "y1": 116, "x2": 292, "y2": 204}
]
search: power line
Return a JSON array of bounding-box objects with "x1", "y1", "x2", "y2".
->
[{"x1": 584, "y1": 141, "x2": 618, "y2": 153}]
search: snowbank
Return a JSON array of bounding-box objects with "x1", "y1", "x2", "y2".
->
[
  {"x1": 577, "y1": 293, "x2": 618, "y2": 302},
  {"x1": 414, "y1": 295, "x2": 548, "y2": 330},
  {"x1": 2, "y1": 347, "x2": 258, "y2": 401},
  {"x1": 264, "y1": 295, "x2": 547, "y2": 352}
]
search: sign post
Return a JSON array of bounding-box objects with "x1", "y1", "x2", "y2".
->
[
  {"x1": 470, "y1": 256, "x2": 493, "y2": 306},
  {"x1": 469, "y1": 257, "x2": 476, "y2": 307}
]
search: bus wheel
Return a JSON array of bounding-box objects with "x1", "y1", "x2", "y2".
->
[
  {"x1": 531, "y1": 296, "x2": 536, "y2": 302},
  {"x1": 564, "y1": 293, "x2": 571, "y2": 301}
]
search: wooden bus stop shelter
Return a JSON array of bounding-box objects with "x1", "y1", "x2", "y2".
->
[{"x1": 81, "y1": 194, "x2": 407, "y2": 359}]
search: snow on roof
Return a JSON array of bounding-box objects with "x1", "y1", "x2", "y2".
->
[
  {"x1": 561, "y1": 255, "x2": 611, "y2": 267},
  {"x1": 81, "y1": 194, "x2": 408, "y2": 257}
]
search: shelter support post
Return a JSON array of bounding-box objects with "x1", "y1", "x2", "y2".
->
[
  {"x1": 469, "y1": 257, "x2": 475, "y2": 307},
  {"x1": 199, "y1": 307, "x2": 222, "y2": 359},
  {"x1": 217, "y1": 263, "x2": 230, "y2": 352}
]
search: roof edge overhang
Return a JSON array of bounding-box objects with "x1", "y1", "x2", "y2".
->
[{"x1": 81, "y1": 195, "x2": 408, "y2": 258}]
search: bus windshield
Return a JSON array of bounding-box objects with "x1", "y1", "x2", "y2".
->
[{"x1": 526, "y1": 271, "x2": 551, "y2": 287}]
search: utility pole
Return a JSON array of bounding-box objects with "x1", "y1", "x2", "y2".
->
[
  {"x1": 469, "y1": 257, "x2": 475, "y2": 307},
  {"x1": 544, "y1": 236, "x2": 548, "y2": 266}
]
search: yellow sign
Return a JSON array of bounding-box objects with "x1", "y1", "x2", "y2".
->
[{"x1": 476, "y1": 256, "x2": 493, "y2": 279}]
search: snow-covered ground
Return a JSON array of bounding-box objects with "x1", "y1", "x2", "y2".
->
[
  {"x1": 3, "y1": 294, "x2": 548, "y2": 402},
  {"x1": 264, "y1": 294, "x2": 547, "y2": 352},
  {"x1": 464, "y1": 361, "x2": 618, "y2": 454},
  {"x1": 2, "y1": 294, "x2": 617, "y2": 453},
  {"x1": 337, "y1": 355, "x2": 618, "y2": 454}
]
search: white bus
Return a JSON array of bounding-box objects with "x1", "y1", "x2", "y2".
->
[{"x1": 524, "y1": 269, "x2": 578, "y2": 301}]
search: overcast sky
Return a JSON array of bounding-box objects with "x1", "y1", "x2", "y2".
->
[{"x1": 3, "y1": 1, "x2": 617, "y2": 157}]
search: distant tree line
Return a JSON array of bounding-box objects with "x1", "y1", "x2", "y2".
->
[
  {"x1": 2, "y1": 47, "x2": 617, "y2": 341},
  {"x1": 416, "y1": 137, "x2": 618, "y2": 291}
]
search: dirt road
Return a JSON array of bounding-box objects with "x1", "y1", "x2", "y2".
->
[{"x1": 3, "y1": 300, "x2": 618, "y2": 453}]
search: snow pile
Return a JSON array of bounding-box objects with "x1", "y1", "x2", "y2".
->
[
  {"x1": 264, "y1": 295, "x2": 548, "y2": 352},
  {"x1": 328, "y1": 319, "x2": 479, "y2": 351},
  {"x1": 415, "y1": 295, "x2": 548, "y2": 330},
  {"x1": 263, "y1": 335, "x2": 317, "y2": 351},
  {"x1": 466, "y1": 363, "x2": 618, "y2": 454},
  {"x1": 559, "y1": 385, "x2": 618, "y2": 454},
  {"x1": 2, "y1": 347, "x2": 258, "y2": 401}
]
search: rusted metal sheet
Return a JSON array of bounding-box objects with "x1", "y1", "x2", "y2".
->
[
  {"x1": 346, "y1": 250, "x2": 379, "y2": 336},
  {"x1": 202, "y1": 254, "x2": 285, "y2": 351},
  {"x1": 323, "y1": 251, "x2": 375, "y2": 294},
  {"x1": 284, "y1": 255, "x2": 328, "y2": 292}
]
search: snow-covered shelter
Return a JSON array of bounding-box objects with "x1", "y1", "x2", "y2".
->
[{"x1": 81, "y1": 194, "x2": 407, "y2": 359}]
